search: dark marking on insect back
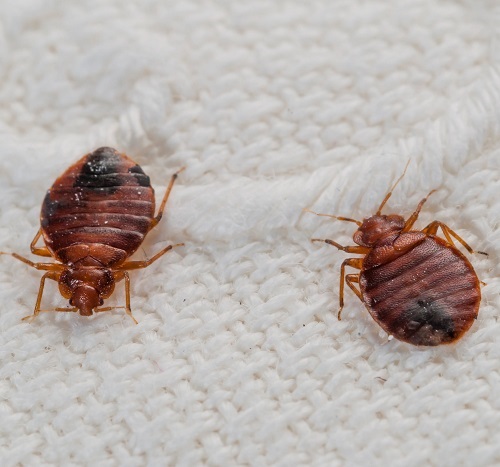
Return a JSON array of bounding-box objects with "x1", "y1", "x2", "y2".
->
[
  {"x1": 74, "y1": 147, "x2": 123, "y2": 193},
  {"x1": 128, "y1": 164, "x2": 151, "y2": 187},
  {"x1": 393, "y1": 298, "x2": 456, "y2": 345},
  {"x1": 41, "y1": 191, "x2": 58, "y2": 224},
  {"x1": 84, "y1": 147, "x2": 122, "y2": 173}
]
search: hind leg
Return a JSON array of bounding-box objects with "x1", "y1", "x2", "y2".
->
[
  {"x1": 149, "y1": 167, "x2": 185, "y2": 230},
  {"x1": 422, "y1": 221, "x2": 487, "y2": 255},
  {"x1": 337, "y1": 259, "x2": 363, "y2": 320},
  {"x1": 30, "y1": 229, "x2": 52, "y2": 257}
]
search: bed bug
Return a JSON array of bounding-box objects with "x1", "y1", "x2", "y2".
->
[
  {"x1": 306, "y1": 164, "x2": 487, "y2": 346},
  {"x1": 1, "y1": 147, "x2": 184, "y2": 323}
]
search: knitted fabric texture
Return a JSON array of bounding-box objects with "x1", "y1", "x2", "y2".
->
[{"x1": 0, "y1": 1, "x2": 499, "y2": 465}]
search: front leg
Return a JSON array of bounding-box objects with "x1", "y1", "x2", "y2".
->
[{"x1": 22, "y1": 271, "x2": 61, "y2": 322}]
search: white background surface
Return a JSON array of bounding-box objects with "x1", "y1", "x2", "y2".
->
[{"x1": 0, "y1": 1, "x2": 499, "y2": 465}]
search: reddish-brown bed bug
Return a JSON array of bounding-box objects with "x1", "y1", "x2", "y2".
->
[
  {"x1": 306, "y1": 164, "x2": 487, "y2": 346},
  {"x1": 1, "y1": 147, "x2": 184, "y2": 323}
]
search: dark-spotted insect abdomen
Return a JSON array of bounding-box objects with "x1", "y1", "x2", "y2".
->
[
  {"x1": 41, "y1": 147, "x2": 155, "y2": 267},
  {"x1": 360, "y1": 236, "x2": 480, "y2": 346}
]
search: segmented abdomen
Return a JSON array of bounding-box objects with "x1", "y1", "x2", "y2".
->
[
  {"x1": 41, "y1": 147, "x2": 155, "y2": 267},
  {"x1": 360, "y1": 236, "x2": 480, "y2": 346}
]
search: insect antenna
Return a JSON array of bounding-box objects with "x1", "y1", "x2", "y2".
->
[
  {"x1": 376, "y1": 159, "x2": 411, "y2": 215},
  {"x1": 303, "y1": 208, "x2": 361, "y2": 226}
]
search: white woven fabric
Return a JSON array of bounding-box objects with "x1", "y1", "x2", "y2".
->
[{"x1": 0, "y1": 1, "x2": 499, "y2": 465}]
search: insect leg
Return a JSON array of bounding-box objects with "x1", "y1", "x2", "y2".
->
[
  {"x1": 94, "y1": 306, "x2": 125, "y2": 312},
  {"x1": 32, "y1": 307, "x2": 78, "y2": 313},
  {"x1": 403, "y1": 190, "x2": 437, "y2": 231},
  {"x1": 422, "y1": 221, "x2": 487, "y2": 255},
  {"x1": 345, "y1": 274, "x2": 362, "y2": 301},
  {"x1": 338, "y1": 258, "x2": 363, "y2": 320},
  {"x1": 311, "y1": 238, "x2": 369, "y2": 254},
  {"x1": 122, "y1": 272, "x2": 137, "y2": 324},
  {"x1": 113, "y1": 271, "x2": 138, "y2": 324},
  {"x1": 149, "y1": 167, "x2": 185, "y2": 230},
  {"x1": 30, "y1": 229, "x2": 52, "y2": 257},
  {"x1": 0, "y1": 252, "x2": 62, "y2": 271},
  {"x1": 22, "y1": 271, "x2": 60, "y2": 322},
  {"x1": 117, "y1": 243, "x2": 184, "y2": 270}
]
